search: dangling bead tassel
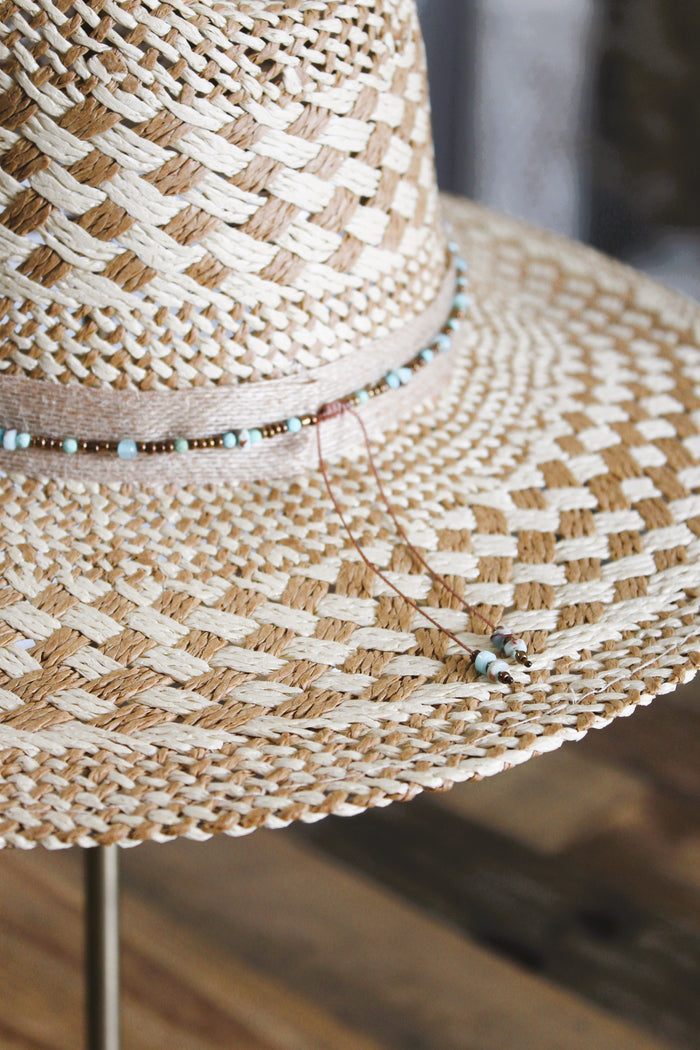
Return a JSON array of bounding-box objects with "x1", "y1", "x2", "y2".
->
[
  {"x1": 316, "y1": 402, "x2": 521, "y2": 687},
  {"x1": 491, "y1": 630, "x2": 532, "y2": 668},
  {"x1": 474, "y1": 650, "x2": 514, "y2": 685},
  {"x1": 334, "y1": 403, "x2": 533, "y2": 675},
  {"x1": 315, "y1": 403, "x2": 483, "y2": 670}
]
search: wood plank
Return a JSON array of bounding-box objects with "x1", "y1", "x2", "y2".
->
[
  {"x1": 121, "y1": 878, "x2": 385, "y2": 1050},
  {"x1": 580, "y1": 681, "x2": 700, "y2": 801},
  {"x1": 654, "y1": 678, "x2": 700, "y2": 713},
  {"x1": 0, "y1": 849, "x2": 384, "y2": 1050},
  {"x1": 557, "y1": 787, "x2": 700, "y2": 924},
  {"x1": 437, "y1": 747, "x2": 648, "y2": 853},
  {"x1": 297, "y1": 797, "x2": 700, "y2": 1049},
  {"x1": 435, "y1": 730, "x2": 700, "y2": 917},
  {"x1": 124, "y1": 831, "x2": 677, "y2": 1050}
]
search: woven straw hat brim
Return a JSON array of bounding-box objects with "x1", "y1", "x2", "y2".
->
[{"x1": 1, "y1": 195, "x2": 699, "y2": 850}]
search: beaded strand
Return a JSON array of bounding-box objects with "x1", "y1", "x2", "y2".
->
[{"x1": 0, "y1": 246, "x2": 469, "y2": 459}]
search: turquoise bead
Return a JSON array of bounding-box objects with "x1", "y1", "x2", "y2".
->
[
  {"x1": 62, "y1": 437, "x2": 78, "y2": 454},
  {"x1": 456, "y1": 257, "x2": 468, "y2": 272},
  {"x1": 222, "y1": 431, "x2": 237, "y2": 448},
  {"x1": 356, "y1": 388, "x2": 370, "y2": 405},
  {"x1": 386, "y1": 371, "x2": 401, "y2": 389},
  {"x1": 0, "y1": 429, "x2": 4, "y2": 442},
  {"x1": 286, "y1": 417, "x2": 302, "y2": 434},
  {"x1": 174, "y1": 437, "x2": 189, "y2": 453},
  {"x1": 117, "y1": 439, "x2": 138, "y2": 460},
  {"x1": 435, "y1": 333, "x2": 451, "y2": 353},
  {"x1": 420, "y1": 348, "x2": 434, "y2": 363},
  {"x1": 491, "y1": 631, "x2": 508, "y2": 652},
  {"x1": 454, "y1": 292, "x2": 470, "y2": 312},
  {"x1": 474, "y1": 650, "x2": 496, "y2": 676},
  {"x1": 236, "y1": 427, "x2": 263, "y2": 448},
  {"x1": 397, "y1": 366, "x2": 412, "y2": 385},
  {"x1": 447, "y1": 318, "x2": 459, "y2": 332},
  {"x1": 2, "y1": 429, "x2": 17, "y2": 451},
  {"x1": 16, "y1": 431, "x2": 30, "y2": 449},
  {"x1": 448, "y1": 240, "x2": 460, "y2": 254}
]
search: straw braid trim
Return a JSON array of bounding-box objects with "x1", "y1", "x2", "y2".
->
[
  {"x1": 0, "y1": 620, "x2": 695, "y2": 850},
  {"x1": 0, "y1": 198, "x2": 698, "y2": 849}
]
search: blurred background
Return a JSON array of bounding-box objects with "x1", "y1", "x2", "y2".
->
[{"x1": 417, "y1": 0, "x2": 700, "y2": 299}]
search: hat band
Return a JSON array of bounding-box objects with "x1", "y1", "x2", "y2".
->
[{"x1": 0, "y1": 254, "x2": 464, "y2": 485}]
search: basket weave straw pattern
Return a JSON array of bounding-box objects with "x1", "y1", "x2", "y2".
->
[
  {"x1": 0, "y1": 198, "x2": 698, "y2": 848},
  {"x1": 0, "y1": 0, "x2": 444, "y2": 390}
]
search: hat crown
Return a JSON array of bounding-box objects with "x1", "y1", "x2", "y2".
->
[{"x1": 0, "y1": 0, "x2": 447, "y2": 393}]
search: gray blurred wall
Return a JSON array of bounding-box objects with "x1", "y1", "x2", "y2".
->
[{"x1": 417, "y1": 0, "x2": 596, "y2": 239}]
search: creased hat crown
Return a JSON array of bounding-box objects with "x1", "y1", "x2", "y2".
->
[{"x1": 0, "y1": 0, "x2": 447, "y2": 393}]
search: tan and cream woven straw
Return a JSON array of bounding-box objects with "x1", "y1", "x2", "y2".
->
[{"x1": 0, "y1": 0, "x2": 698, "y2": 849}]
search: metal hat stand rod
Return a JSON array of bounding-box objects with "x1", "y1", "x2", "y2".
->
[{"x1": 85, "y1": 846, "x2": 121, "y2": 1050}]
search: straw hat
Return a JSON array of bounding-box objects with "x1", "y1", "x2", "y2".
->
[{"x1": 0, "y1": 0, "x2": 698, "y2": 850}]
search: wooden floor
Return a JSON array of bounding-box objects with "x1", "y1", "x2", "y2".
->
[{"x1": 1, "y1": 681, "x2": 699, "y2": 1050}]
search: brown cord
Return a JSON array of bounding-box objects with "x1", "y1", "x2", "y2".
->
[
  {"x1": 336, "y1": 411, "x2": 530, "y2": 670},
  {"x1": 316, "y1": 402, "x2": 478, "y2": 663},
  {"x1": 346, "y1": 404, "x2": 501, "y2": 635}
]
